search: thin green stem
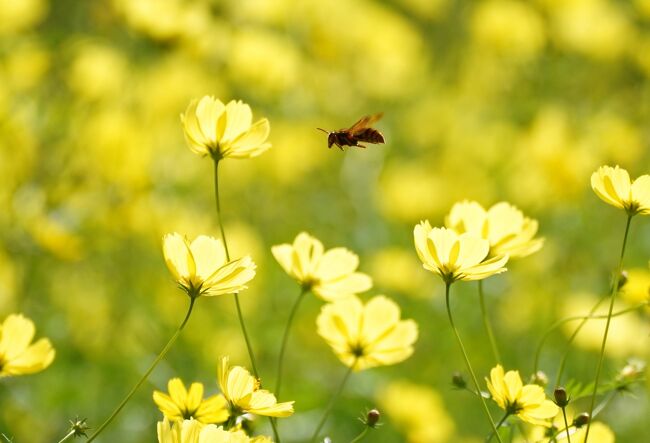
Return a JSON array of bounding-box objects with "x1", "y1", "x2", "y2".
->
[
  {"x1": 57, "y1": 430, "x2": 76, "y2": 443},
  {"x1": 486, "y1": 412, "x2": 510, "y2": 442},
  {"x1": 275, "y1": 287, "x2": 309, "y2": 397},
  {"x1": 86, "y1": 297, "x2": 196, "y2": 442},
  {"x1": 310, "y1": 364, "x2": 355, "y2": 443},
  {"x1": 531, "y1": 299, "x2": 644, "y2": 379},
  {"x1": 584, "y1": 214, "x2": 632, "y2": 442},
  {"x1": 445, "y1": 283, "x2": 503, "y2": 443},
  {"x1": 349, "y1": 428, "x2": 369, "y2": 443},
  {"x1": 561, "y1": 407, "x2": 572, "y2": 443},
  {"x1": 213, "y1": 157, "x2": 259, "y2": 378},
  {"x1": 478, "y1": 281, "x2": 501, "y2": 364}
]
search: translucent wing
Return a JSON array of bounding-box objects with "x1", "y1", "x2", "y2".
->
[{"x1": 347, "y1": 113, "x2": 383, "y2": 135}]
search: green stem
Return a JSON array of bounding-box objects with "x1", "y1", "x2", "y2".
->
[
  {"x1": 478, "y1": 281, "x2": 501, "y2": 364},
  {"x1": 275, "y1": 287, "x2": 308, "y2": 397},
  {"x1": 349, "y1": 428, "x2": 369, "y2": 443},
  {"x1": 213, "y1": 157, "x2": 259, "y2": 378},
  {"x1": 445, "y1": 283, "x2": 503, "y2": 443},
  {"x1": 57, "y1": 430, "x2": 76, "y2": 443},
  {"x1": 486, "y1": 412, "x2": 510, "y2": 442},
  {"x1": 584, "y1": 214, "x2": 632, "y2": 442},
  {"x1": 561, "y1": 407, "x2": 572, "y2": 443},
  {"x1": 310, "y1": 365, "x2": 355, "y2": 443},
  {"x1": 86, "y1": 297, "x2": 196, "y2": 442},
  {"x1": 531, "y1": 299, "x2": 643, "y2": 380}
]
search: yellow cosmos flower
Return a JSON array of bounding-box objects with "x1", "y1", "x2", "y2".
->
[
  {"x1": 181, "y1": 96, "x2": 271, "y2": 160},
  {"x1": 272, "y1": 232, "x2": 372, "y2": 301},
  {"x1": 157, "y1": 419, "x2": 273, "y2": 443},
  {"x1": 0, "y1": 313, "x2": 55, "y2": 377},
  {"x1": 153, "y1": 378, "x2": 229, "y2": 424},
  {"x1": 316, "y1": 295, "x2": 418, "y2": 371},
  {"x1": 163, "y1": 233, "x2": 256, "y2": 298},
  {"x1": 486, "y1": 365, "x2": 559, "y2": 426},
  {"x1": 413, "y1": 222, "x2": 508, "y2": 284},
  {"x1": 591, "y1": 165, "x2": 650, "y2": 215},
  {"x1": 218, "y1": 356, "x2": 294, "y2": 418},
  {"x1": 445, "y1": 200, "x2": 543, "y2": 258}
]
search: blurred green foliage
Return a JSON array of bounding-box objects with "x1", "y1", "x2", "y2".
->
[{"x1": 1, "y1": 0, "x2": 649, "y2": 441}]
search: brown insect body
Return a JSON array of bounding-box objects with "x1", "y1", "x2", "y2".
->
[{"x1": 318, "y1": 113, "x2": 385, "y2": 150}]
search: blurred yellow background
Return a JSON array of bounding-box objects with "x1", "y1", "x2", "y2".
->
[{"x1": 1, "y1": 0, "x2": 649, "y2": 441}]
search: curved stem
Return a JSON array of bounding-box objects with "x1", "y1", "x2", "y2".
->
[
  {"x1": 531, "y1": 298, "x2": 643, "y2": 379},
  {"x1": 478, "y1": 281, "x2": 501, "y2": 364},
  {"x1": 486, "y1": 412, "x2": 510, "y2": 442},
  {"x1": 310, "y1": 365, "x2": 355, "y2": 443},
  {"x1": 349, "y1": 428, "x2": 369, "y2": 443},
  {"x1": 213, "y1": 157, "x2": 259, "y2": 378},
  {"x1": 57, "y1": 431, "x2": 76, "y2": 443},
  {"x1": 86, "y1": 297, "x2": 196, "y2": 442},
  {"x1": 584, "y1": 214, "x2": 632, "y2": 442},
  {"x1": 445, "y1": 283, "x2": 503, "y2": 443},
  {"x1": 275, "y1": 287, "x2": 309, "y2": 397}
]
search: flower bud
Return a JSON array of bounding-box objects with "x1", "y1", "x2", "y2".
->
[
  {"x1": 366, "y1": 409, "x2": 380, "y2": 428},
  {"x1": 452, "y1": 371, "x2": 467, "y2": 389},
  {"x1": 553, "y1": 387, "x2": 569, "y2": 407},
  {"x1": 573, "y1": 412, "x2": 590, "y2": 428}
]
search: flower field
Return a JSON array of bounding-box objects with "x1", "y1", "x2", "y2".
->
[{"x1": 1, "y1": 0, "x2": 650, "y2": 442}]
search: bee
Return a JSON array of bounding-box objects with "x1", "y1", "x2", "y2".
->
[{"x1": 317, "y1": 113, "x2": 385, "y2": 150}]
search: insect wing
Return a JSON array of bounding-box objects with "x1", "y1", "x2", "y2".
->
[
  {"x1": 355, "y1": 128, "x2": 385, "y2": 144},
  {"x1": 347, "y1": 113, "x2": 383, "y2": 135}
]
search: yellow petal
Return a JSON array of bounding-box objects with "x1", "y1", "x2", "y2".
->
[
  {"x1": 221, "y1": 100, "x2": 253, "y2": 145},
  {"x1": 631, "y1": 174, "x2": 650, "y2": 213},
  {"x1": 271, "y1": 244, "x2": 295, "y2": 278},
  {"x1": 195, "y1": 394, "x2": 229, "y2": 424},
  {"x1": 248, "y1": 390, "x2": 294, "y2": 417},
  {"x1": 168, "y1": 378, "x2": 188, "y2": 405},
  {"x1": 227, "y1": 118, "x2": 271, "y2": 159},
  {"x1": 202, "y1": 256, "x2": 256, "y2": 296},
  {"x1": 190, "y1": 236, "x2": 227, "y2": 282},
  {"x1": 446, "y1": 200, "x2": 486, "y2": 237},
  {"x1": 456, "y1": 233, "x2": 490, "y2": 268},
  {"x1": 359, "y1": 296, "x2": 400, "y2": 344},
  {"x1": 313, "y1": 272, "x2": 372, "y2": 301},
  {"x1": 314, "y1": 247, "x2": 359, "y2": 282},
  {"x1": 153, "y1": 391, "x2": 183, "y2": 420},
  {"x1": 293, "y1": 232, "x2": 323, "y2": 280},
  {"x1": 460, "y1": 254, "x2": 508, "y2": 281},
  {"x1": 0, "y1": 314, "x2": 35, "y2": 360},
  {"x1": 195, "y1": 96, "x2": 225, "y2": 145},
  {"x1": 163, "y1": 233, "x2": 195, "y2": 285},
  {"x1": 226, "y1": 366, "x2": 256, "y2": 404},
  {"x1": 2, "y1": 338, "x2": 54, "y2": 375},
  {"x1": 186, "y1": 382, "x2": 205, "y2": 413}
]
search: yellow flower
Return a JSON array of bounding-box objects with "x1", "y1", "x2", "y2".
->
[
  {"x1": 218, "y1": 356, "x2": 294, "y2": 418},
  {"x1": 153, "y1": 378, "x2": 229, "y2": 424},
  {"x1": 486, "y1": 365, "x2": 559, "y2": 426},
  {"x1": 163, "y1": 233, "x2": 256, "y2": 298},
  {"x1": 157, "y1": 419, "x2": 272, "y2": 443},
  {"x1": 413, "y1": 222, "x2": 508, "y2": 284},
  {"x1": 0, "y1": 313, "x2": 55, "y2": 377},
  {"x1": 316, "y1": 295, "x2": 418, "y2": 371},
  {"x1": 446, "y1": 201, "x2": 543, "y2": 258},
  {"x1": 271, "y1": 232, "x2": 372, "y2": 301},
  {"x1": 591, "y1": 165, "x2": 650, "y2": 215},
  {"x1": 181, "y1": 96, "x2": 271, "y2": 160}
]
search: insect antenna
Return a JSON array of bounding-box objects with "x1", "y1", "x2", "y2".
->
[{"x1": 316, "y1": 127, "x2": 330, "y2": 134}]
